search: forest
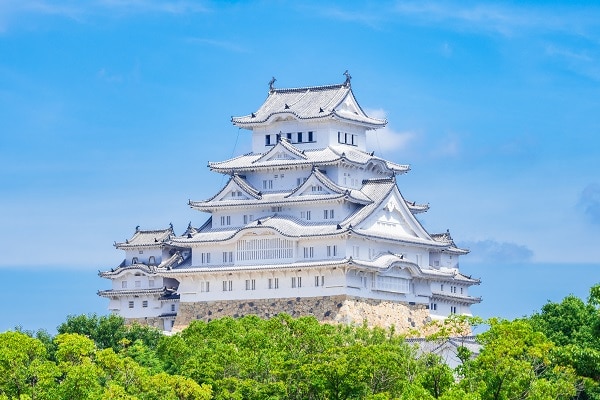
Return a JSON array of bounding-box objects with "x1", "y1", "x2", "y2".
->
[{"x1": 2, "y1": 285, "x2": 600, "y2": 399}]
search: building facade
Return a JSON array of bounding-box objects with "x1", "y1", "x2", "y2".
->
[{"x1": 99, "y1": 74, "x2": 481, "y2": 332}]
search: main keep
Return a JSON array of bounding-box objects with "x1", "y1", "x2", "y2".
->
[{"x1": 99, "y1": 75, "x2": 481, "y2": 332}]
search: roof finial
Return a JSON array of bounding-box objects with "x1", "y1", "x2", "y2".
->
[
  {"x1": 269, "y1": 77, "x2": 276, "y2": 92},
  {"x1": 135, "y1": 225, "x2": 140, "y2": 232},
  {"x1": 169, "y1": 222, "x2": 173, "y2": 230},
  {"x1": 343, "y1": 70, "x2": 352, "y2": 87}
]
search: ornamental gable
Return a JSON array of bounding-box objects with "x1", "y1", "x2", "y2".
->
[
  {"x1": 253, "y1": 139, "x2": 307, "y2": 164},
  {"x1": 357, "y1": 189, "x2": 432, "y2": 241}
]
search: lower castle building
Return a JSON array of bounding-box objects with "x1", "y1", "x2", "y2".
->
[{"x1": 98, "y1": 74, "x2": 481, "y2": 333}]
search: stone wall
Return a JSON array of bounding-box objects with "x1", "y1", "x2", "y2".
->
[{"x1": 172, "y1": 295, "x2": 430, "y2": 333}]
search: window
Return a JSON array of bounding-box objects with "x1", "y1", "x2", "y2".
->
[
  {"x1": 292, "y1": 276, "x2": 302, "y2": 288},
  {"x1": 276, "y1": 133, "x2": 281, "y2": 142},
  {"x1": 300, "y1": 211, "x2": 312, "y2": 220},
  {"x1": 268, "y1": 277, "x2": 279, "y2": 289},
  {"x1": 200, "y1": 252, "x2": 211, "y2": 264},
  {"x1": 440, "y1": 284, "x2": 444, "y2": 292},
  {"x1": 311, "y1": 185, "x2": 323, "y2": 192},
  {"x1": 460, "y1": 287, "x2": 464, "y2": 294},
  {"x1": 263, "y1": 180, "x2": 273, "y2": 189},
  {"x1": 327, "y1": 245, "x2": 338, "y2": 257},
  {"x1": 245, "y1": 279, "x2": 256, "y2": 290},
  {"x1": 237, "y1": 238, "x2": 293, "y2": 261},
  {"x1": 286, "y1": 132, "x2": 292, "y2": 140},
  {"x1": 324, "y1": 209, "x2": 334, "y2": 219},
  {"x1": 201, "y1": 281, "x2": 210, "y2": 292},
  {"x1": 222, "y1": 280, "x2": 233, "y2": 291},
  {"x1": 308, "y1": 131, "x2": 314, "y2": 142},
  {"x1": 265, "y1": 135, "x2": 271, "y2": 146},
  {"x1": 352, "y1": 246, "x2": 360, "y2": 258},
  {"x1": 303, "y1": 247, "x2": 314, "y2": 258},
  {"x1": 296, "y1": 177, "x2": 307, "y2": 186},
  {"x1": 297, "y1": 132, "x2": 303, "y2": 142},
  {"x1": 171, "y1": 304, "x2": 176, "y2": 312},
  {"x1": 148, "y1": 279, "x2": 154, "y2": 287},
  {"x1": 142, "y1": 300, "x2": 148, "y2": 308},
  {"x1": 128, "y1": 301, "x2": 134, "y2": 308},
  {"x1": 430, "y1": 303, "x2": 437, "y2": 311},
  {"x1": 271, "y1": 206, "x2": 282, "y2": 212},
  {"x1": 222, "y1": 251, "x2": 233, "y2": 263},
  {"x1": 451, "y1": 286, "x2": 457, "y2": 293},
  {"x1": 375, "y1": 276, "x2": 410, "y2": 293},
  {"x1": 243, "y1": 214, "x2": 254, "y2": 224},
  {"x1": 132, "y1": 257, "x2": 138, "y2": 264},
  {"x1": 148, "y1": 256, "x2": 156, "y2": 265},
  {"x1": 314, "y1": 276, "x2": 325, "y2": 287},
  {"x1": 135, "y1": 280, "x2": 141, "y2": 288},
  {"x1": 450, "y1": 306, "x2": 457, "y2": 314},
  {"x1": 121, "y1": 281, "x2": 128, "y2": 289},
  {"x1": 220, "y1": 216, "x2": 231, "y2": 226}
]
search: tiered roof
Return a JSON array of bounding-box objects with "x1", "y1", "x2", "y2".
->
[
  {"x1": 208, "y1": 143, "x2": 409, "y2": 174},
  {"x1": 115, "y1": 226, "x2": 174, "y2": 250},
  {"x1": 231, "y1": 78, "x2": 386, "y2": 129}
]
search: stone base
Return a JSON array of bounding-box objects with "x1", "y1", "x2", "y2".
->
[{"x1": 172, "y1": 295, "x2": 430, "y2": 333}]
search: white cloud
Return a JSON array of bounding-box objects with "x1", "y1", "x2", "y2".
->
[
  {"x1": 365, "y1": 108, "x2": 416, "y2": 154},
  {"x1": 391, "y1": 1, "x2": 600, "y2": 37},
  {"x1": 186, "y1": 37, "x2": 250, "y2": 54}
]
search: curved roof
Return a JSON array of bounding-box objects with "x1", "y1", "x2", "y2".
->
[
  {"x1": 115, "y1": 226, "x2": 174, "y2": 250},
  {"x1": 231, "y1": 81, "x2": 386, "y2": 129}
]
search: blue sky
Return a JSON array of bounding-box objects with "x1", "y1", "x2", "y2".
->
[{"x1": 1, "y1": 1, "x2": 599, "y2": 332}]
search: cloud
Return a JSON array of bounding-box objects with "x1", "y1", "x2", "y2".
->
[
  {"x1": 391, "y1": 1, "x2": 600, "y2": 37},
  {"x1": 0, "y1": 0, "x2": 209, "y2": 31},
  {"x1": 186, "y1": 37, "x2": 250, "y2": 53},
  {"x1": 429, "y1": 133, "x2": 460, "y2": 158},
  {"x1": 579, "y1": 183, "x2": 600, "y2": 226},
  {"x1": 365, "y1": 108, "x2": 416, "y2": 153},
  {"x1": 460, "y1": 239, "x2": 534, "y2": 264}
]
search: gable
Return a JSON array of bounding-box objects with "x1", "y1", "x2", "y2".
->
[
  {"x1": 253, "y1": 140, "x2": 307, "y2": 164},
  {"x1": 358, "y1": 190, "x2": 431, "y2": 240},
  {"x1": 334, "y1": 92, "x2": 362, "y2": 118}
]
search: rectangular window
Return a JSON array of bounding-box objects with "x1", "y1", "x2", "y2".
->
[
  {"x1": 142, "y1": 300, "x2": 148, "y2": 308},
  {"x1": 430, "y1": 303, "x2": 437, "y2": 311},
  {"x1": 303, "y1": 247, "x2": 314, "y2": 258},
  {"x1": 265, "y1": 135, "x2": 271, "y2": 145},
  {"x1": 263, "y1": 180, "x2": 273, "y2": 189},
  {"x1": 221, "y1": 216, "x2": 231, "y2": 226},
  {"x1": 201, "y1": 252, "x2": 211, "y2": 264},
  {"x1": 128, "y1": 301, "x2": 134, "y2": 308},
  {"x1": 352, "y1": 246, "x2": 360, "y2": 258},
  {"x1": 308, "y1": 131, "x2": 314, "y2": 142},
  {"x1": 201, "y1": 281, "x2": 210, "y2": 292},
  {"x1": 286, "y1": 132, "x2": 292, "y2": 140},
  {"x1": 441, "y1": 284, "x2": 444, "y2": 291},
  {"x1": 300, "y1": 211, "x2": 311, "y2": 220},
  {"x1": 314, "y1": 276, "x2": 325, "y2": 287},
  {"x1": 222, "y1": 280, "x2": 233, "y2": 291},
  {"x1": 171, "y1": 304, "x2": 176, "y2": 312},
  {"x1": 121, "y1": 281, "x2": 127, "y2": 289},
  {"x1": 351, "y1": 134, "x2": 355, "y2": 145},
  {"x1": 327, "y1": 245, "x2": 338, "y2": 257},
  {"x1": 450, "y1": 306, "x2": 457, "y2": 314},
  {"x1": 297, "y1": 132, "x2": 303, "y2": 142},
  {"x1": 292, "y1": 276, "x2": 302, "y2": 288},
  {"x1": 276, "y1": 133, "x2": 281, "y2": 142},
  {"x1": 460, "y1": 287, "x2": 464, "y2": 294},
  {"x1": 245, "y1": 279, "x2": 256, "y2": 290},
  {"x1": 271, "y1": 206, "x2": 282, "y2": 212}
]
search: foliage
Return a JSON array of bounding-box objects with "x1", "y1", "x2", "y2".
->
[{"x1": 7, "y1": 285, "x2": 600, "y2": 399}]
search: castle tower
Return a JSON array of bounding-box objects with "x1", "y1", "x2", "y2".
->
[{"x1": 99, "y1": 75, "x2": 480, "y2": 332}]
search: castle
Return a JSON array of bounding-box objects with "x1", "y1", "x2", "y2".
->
[{"x1": 98, "y1": 74, "x2": 481, "y2": 332}]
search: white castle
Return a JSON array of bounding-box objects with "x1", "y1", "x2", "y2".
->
[{"x1": 99, "y1": 74, "x2": 481, "y2": 332}]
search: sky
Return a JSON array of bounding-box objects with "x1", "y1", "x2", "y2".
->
[{"x1": 1, "y1": 0, "x2": 600, "y2": 332}]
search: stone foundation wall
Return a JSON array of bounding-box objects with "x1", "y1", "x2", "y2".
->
[{"x1": 172, "y1": 295, "x2": 430, "y2": 333}]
